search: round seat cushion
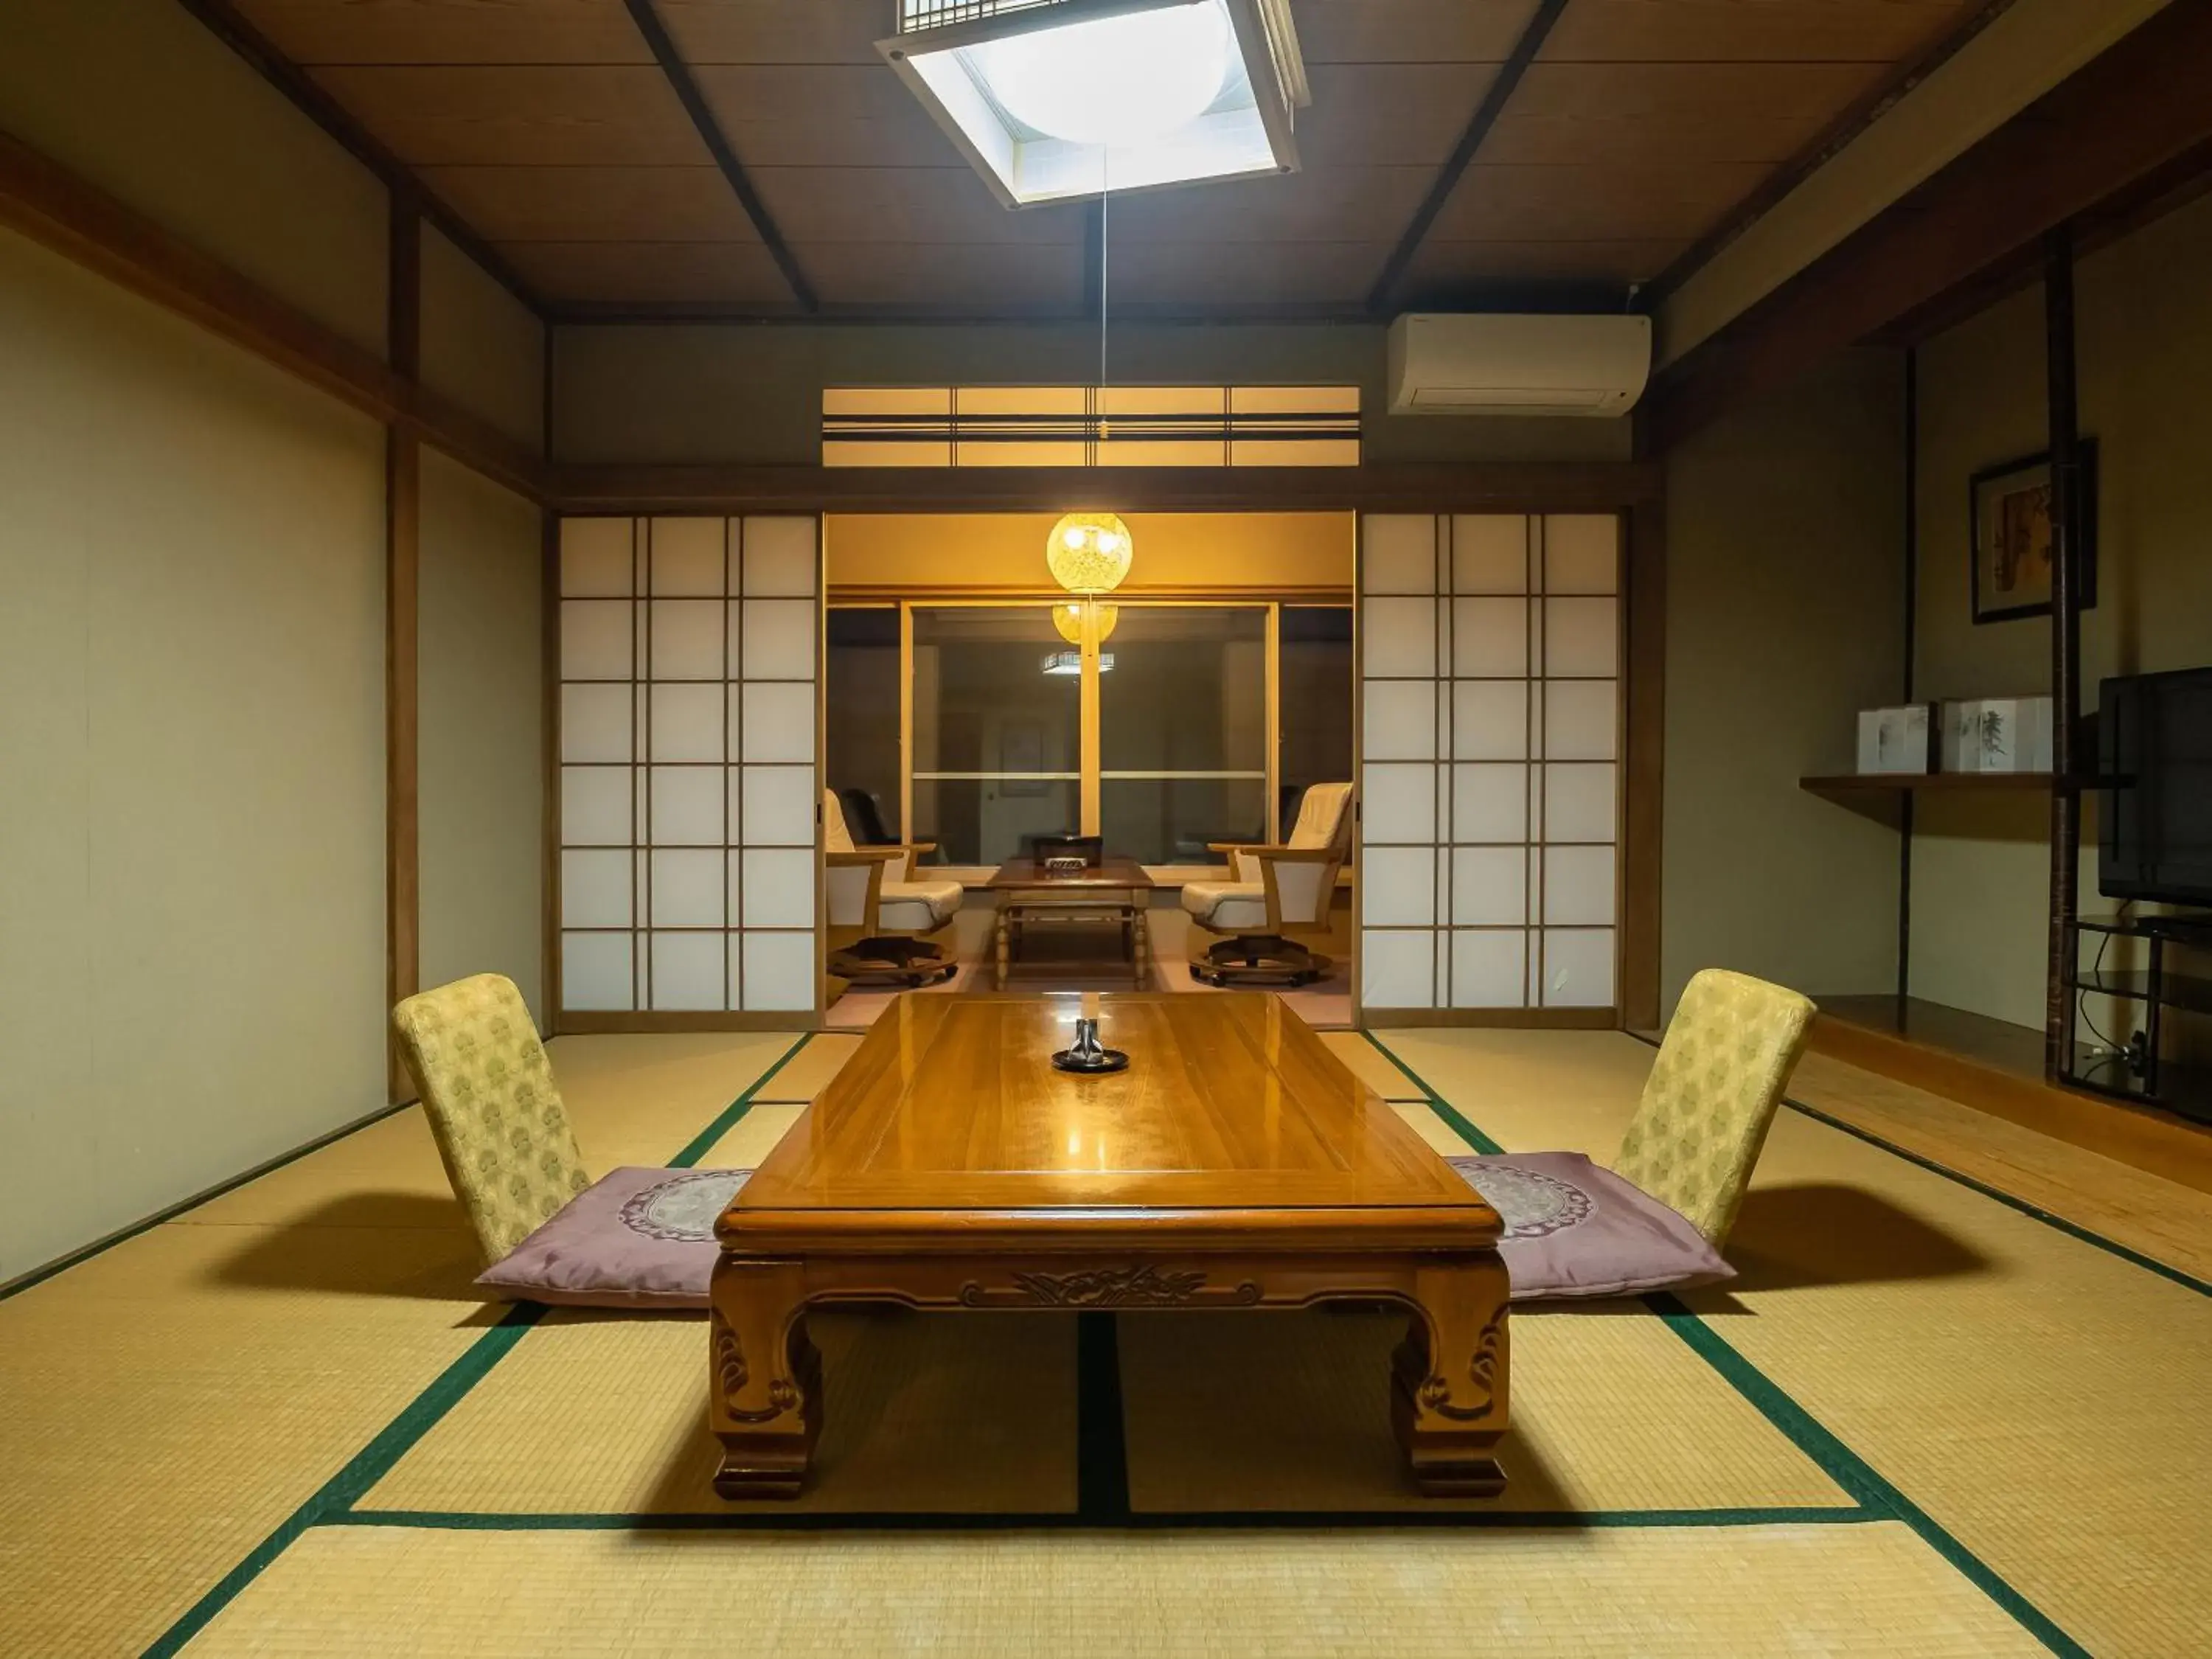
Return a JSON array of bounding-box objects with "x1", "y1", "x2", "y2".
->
[
  {"x1": 1180, "y1": 880, "x2": 1268, "y2": 931},
  {"x1": 879, "y1": 877, "x2": 963, "y2": 932}
]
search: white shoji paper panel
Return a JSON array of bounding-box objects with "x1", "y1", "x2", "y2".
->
[
  {"x1": 739, "y1": 849, "x2": 815, "y2": 928},
  {"x1": 650, "y1": 518, "x2": 726, "y2": 596},
  {"x1": 738, "y1": 931, "x2": 817, "y2": 1012},
  {"x1": 1544, "y1": 515, "x2": 1619, "y2": 595},
  {"x1": 741, "y1": 518, "x2": 820, "y2": 596},
  {"x1": 1450, "y1": 846, "x2": 1526, "y2": 926},
  {"x1": 1541, "y1": 928, "x2": 1616, "y2": 1008},
  {"x1": 1360, "y1": 931, "x2": 1434, "y2": 1009},
  {"x1": 1360, "y1": 763, "x2": 1438, "y2": 844},
  {"x1": 649, "y1": 931, "x2": 725, "y2": 1010},
  {"x1": 1545, "y1": 597, "x2": 1618, "y2": 679},
  {"x1": 650, "y1": 599, "x2": 725, "y2": 680},
  {"x1": 562, "y1": 601, "x2": 633, "y2": 679},
  {"x1": 562, "y1": 768, "x2": 630, "y2": 846},
  {"x1": 1452, "y1": 764, "x2": 1527, "y2": 843},
  {"x1": 1360, "y1": 515, "x2": 1438, "y2": 595},
  {"x1": 1360, "y1": 597, "x2": 1437, "y2": 678},
  {"x1": 560, "y1": 684, "x2": 632, "y2": 763},
  {"x1": 739, "y1": 599, "x2": 817, "y2": 681},
  {"x1": 1545, "y1": 763, "x2": 1618, "y2": 843},
  {"x1": 1359, "y1": 513, "x2": 1621, "y2": 1012},
  {"x1": 559, "y1": 515, "x2": 821, "y2": 1019},
  {"x1": 560, "y1": 518, "x2": 633, "y2": 597},
  {"x1": 1450, "y1": 930, "x2": 1526, "y2": 1009},
  {"x1": 560, "y1": 933, "x2": 633, "y2": 1011},
  {"x1": 649, "y1": 766, "x2": 723, "y2": 846},
  {"x1": 737, "y1": 681, "x2": 816, "y2": 763}
]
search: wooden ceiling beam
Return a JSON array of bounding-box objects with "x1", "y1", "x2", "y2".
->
[
  {"x1": 620, "y1": 0, "x2": 818, "y2": 313},
  {"x1": 1638, "y1": 0, "x2": 2020, "y2": 312},
  {"x1": 0, "y1": 130, "x2": 548, "y2": 501},
  {"x1": 1642, "y1": 0, "x2": 2212, "y2": 452},
  {"x1": 1365, "y1": 0, "x2": 1571, "y2": 316},
  {"x1": 171, "y1": 0, "x2": 549, "y2": 321}
]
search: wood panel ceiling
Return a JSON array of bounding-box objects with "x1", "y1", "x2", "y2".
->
[{"x1": 226, "y1": 0, "x2": 1994, "y2": 319}]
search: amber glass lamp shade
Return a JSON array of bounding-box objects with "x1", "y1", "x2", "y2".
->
[
  {"x1": 1044, "y1": 512, "x2": 1133, "y2": 596},
  {"x1": 1051, "y1": 601, "x2": 1119, "y2": 644}
]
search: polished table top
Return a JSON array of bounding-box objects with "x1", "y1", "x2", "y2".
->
[
  {"x1": 984, "y1": 856, "x2": 1155, "y2": 890},
  {"x1": 726, "y1": 993, "x2": 1497, "y2": 1252}
]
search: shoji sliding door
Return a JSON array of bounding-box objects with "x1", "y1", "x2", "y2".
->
[
  {"x1": 1359, "y1": 514, "x2": 1621, "y2": 1017},
  {"x1": 557, "y1": 516, "x2": 820, "y2": 1023}
]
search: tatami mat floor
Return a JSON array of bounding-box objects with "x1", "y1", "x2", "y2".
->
[{"x1": 1, "y1": 1022, "x2": 2205, "y2": 1656}]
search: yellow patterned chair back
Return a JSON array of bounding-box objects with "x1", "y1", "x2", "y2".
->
[
  {"x1": 1612, "y1": 969, "x2": 1815, "y2": 1246},
  {"x1": 392, "y1": 973, "x2": 591, "y2": 1263}
]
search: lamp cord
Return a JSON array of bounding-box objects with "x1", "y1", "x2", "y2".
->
[{"x1": 1098, "y1": 147, "x2": 1109, "y2": 445}]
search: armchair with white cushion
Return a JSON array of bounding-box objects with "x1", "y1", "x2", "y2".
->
[
  {"x1": 824, "y1": 789, "x2": 964, "y2": 987},
  {"x1": 1181, "y1": 781, "x2": 1353, "y2": 987}
]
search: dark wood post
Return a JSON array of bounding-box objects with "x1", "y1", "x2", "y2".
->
[{"x1": 2042, "y1": 226, "x2": 2083, "y2": 1081}]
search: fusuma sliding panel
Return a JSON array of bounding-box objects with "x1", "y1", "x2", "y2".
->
[
  {"x1": 558, "y1": 516, "x2": 820, "y2": 1020},
  {"x1": 1359, "y1": 514, "x2": 1621, "y2": 1015}
]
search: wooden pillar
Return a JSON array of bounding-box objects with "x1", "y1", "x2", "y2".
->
[
  {"x1": 386, "y1": 202, "x2": 422, "y2": 1099},
  {"x1": 1898, "y1": 347, "x2": 1918, "y2": 1007},
  {"x1": 1620, "y1": 502, "x2": 1666, "y2": 1032},
  {"x1": 2042, "y1": 226, "x2": 2083, "y2": 1082}
]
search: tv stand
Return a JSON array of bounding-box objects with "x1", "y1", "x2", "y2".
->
[{"x1": 2066, "y1": 912, "x2": 2212, "y2": 1125}]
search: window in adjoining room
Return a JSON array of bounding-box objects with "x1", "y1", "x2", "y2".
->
[
  {"x1": 908, "y1": 606, "x2": 1081, "y2": 867},
  {"x1": 1099, "y1": 607, "x2": 1268, "y2": 864}
]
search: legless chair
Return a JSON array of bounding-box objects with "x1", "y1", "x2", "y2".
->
[
  {"x1": 1613, "y1": 968, "x2": 1817, "y2": 1246},
  {"x1": 824, "y1": 788, "x2": 963, "y2": 987},
  {"x1": 391, "y1": 973, "x2": 591, "y2": 1264},
  {"x1": 1182, "y1": 781, "x2": 1354, "y2": 987}
]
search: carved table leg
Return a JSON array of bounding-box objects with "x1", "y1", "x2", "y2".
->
[
  {"x1": 995, "y1": 908, "x2": 1010, "y2": 990},
  {"x1": 709, "y1": 1257, "x2": 820, "y2": 1500},
  {"x1": 1389, "y1": 1253, "x2": 1510, "y2": 1497}
]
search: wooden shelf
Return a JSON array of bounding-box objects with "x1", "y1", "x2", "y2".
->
[
  {"x1": 1808, "y1": 995, "x2": 2212, "y2": 1187},
  {"x1": 1800, "y1": 772, "x2": 2053, "y2": 796}
]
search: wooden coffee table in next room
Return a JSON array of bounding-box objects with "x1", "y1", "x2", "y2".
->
[
  {"x1": 709, "y1": 992, "x2": 1509, "y2": 1500},
  {"x1": 984, "y1": 855, "x2": 1155, "y2": 990}
]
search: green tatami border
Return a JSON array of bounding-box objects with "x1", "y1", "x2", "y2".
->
[
  {"x1": 141, "y1": 1030, "x2": 814, "y2": 1658},
  {"x1": 139, "y1": 1021, "x2": 2118, "y2": 1655},
  {"x1": 1363, "y1": 1029, "x2": 2093, "y2": 1659},
  {"x1": 1613, "y1": 1026, "x2": 2210, "y2": 1296},
  {"x1": 330, "y1": 1503, "x2": 1879, "y2": 1534},
  {"x1": 669, "y1": 1031, "x2": 818, "y2": 1167}
]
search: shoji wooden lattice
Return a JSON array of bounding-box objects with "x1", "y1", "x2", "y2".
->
[
  {"x1": 557, "y1": 517, "x2": 819, "y2": 1018},
  {"x1": 1358, "y1": 515, "x2": 1622, "y2": 1014}
]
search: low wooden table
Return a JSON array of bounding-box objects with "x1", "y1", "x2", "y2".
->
[
  {"x1": 983, "y1": 856, "x2": 1155, "y2": 990},
  {"x1": 709, "y1": 992, "x2": 1509, "y2": 1500}
]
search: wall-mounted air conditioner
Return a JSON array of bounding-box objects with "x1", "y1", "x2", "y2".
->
[{"x1": 1386, "y1": 313, "x2": 1652, "y2": 417}]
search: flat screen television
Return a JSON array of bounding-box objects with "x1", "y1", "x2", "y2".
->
[{"x1": 2098, "y1": 666, "x2": 2212, "y2": 906}]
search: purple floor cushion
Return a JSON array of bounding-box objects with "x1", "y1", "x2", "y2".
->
[
  {"x1": 1444, "y1": 1152, "x2": 1734, "y2": 1301},
  {"x1": 476, "y1": 1166, "x2": 751, "y2": 1310}
]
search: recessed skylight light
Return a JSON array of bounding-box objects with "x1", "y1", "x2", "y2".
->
[{"x1": 880, "y1": 0, "x2": 1307, "y2": 208}]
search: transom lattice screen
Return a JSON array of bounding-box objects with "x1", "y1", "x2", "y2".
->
[
  {"x1": 1359, "y1": 514, "x2": 1622, "y2": 1013},
  {"x1": 557, "y1": 517, "x2": 820, "y2": 1017},
  {"x1": 822, "y1": 386, "x2": 1359, "y2": 467}
]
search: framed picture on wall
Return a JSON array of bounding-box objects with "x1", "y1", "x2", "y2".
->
[{"x1": 1969, "y1": 439, "x2": 2098, "y2": 624}]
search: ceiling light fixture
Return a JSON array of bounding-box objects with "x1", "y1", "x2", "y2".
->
[
  {"x1": 1043, "y1": 649, "x2": 1114, "y2": 676},
  {"x1": 972, "y1": 3, "x2": 1229, "y2": 147},
  {"x1": 1045, "y1": 511, "x2": 1134, "y2": 595},
  {"x1": 880, "y1": 0, "x2": 1309, "y2": 208}
]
